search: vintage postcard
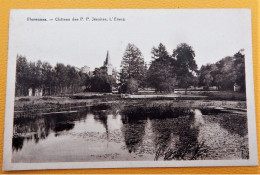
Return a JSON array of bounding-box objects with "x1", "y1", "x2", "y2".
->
[{"x1": 3, "y1": 9, "x2": 258, "y2": 170}]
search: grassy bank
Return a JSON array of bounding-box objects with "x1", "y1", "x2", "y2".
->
[
  {"x1": 198, "y1": 91, "x2": 246, "y2": 101},
  {"x1": 14, "y1": 92, "x2": 247, "y2": 119}
]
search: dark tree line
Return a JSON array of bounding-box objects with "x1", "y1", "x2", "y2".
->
[
  {"x1": 198, "y1": 49, "x2": 245, "y2": 91},
  {"x1": 15, "y1": 56, "x2": 89, "y2": 96},
  {"x1": 15, "y1": 43, "x2": 246, "y2": 96},
  {"x1": 120, "y1": 43, "x2": 198, "y2": 93},
  {"x1": 120, "y1": 43, "x2": 245, "y2": 93},
  {"x1": 15, "y1": 56, "x2": 116, "y2": 96},
  {"x1": 146, "y1": 43, "x2": 198, "y2": 93}
]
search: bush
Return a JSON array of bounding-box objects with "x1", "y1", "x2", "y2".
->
[
  {"x1": 119, "y1": 78, "x2": 139, "y2": 94},
  {"x1": 126, "y1": 78, "x2": 139, "y2": 94},
  {"x1": 18, "y1": 98, "x2": 31, "y2": 102}
]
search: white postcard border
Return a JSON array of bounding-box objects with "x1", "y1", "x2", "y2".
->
[{"x1": 3, "y1": 9, "x2": 258, "y2": 171}]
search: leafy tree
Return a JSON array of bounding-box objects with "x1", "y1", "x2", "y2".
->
[
  {"x1": 120, "y1": 44, "x2": 146, "y2": 88},
  {"x1": 15, "y1": 55, "x2": 95, "y2": 96},
  {"x1": 198, "y1": 49, "x2": 245, "y2": 92},
  {"x1": 55, "y1": 63, "x2": 68, "y2": 93},
  {"x1": 147, "y1": 43, "x2": 177, "y2": 92},
  {"x1": 27, "y1": 61, "x2": 43, "y2": 95},
  {"x1": 215, "y1": 56, "x2": 237, "y2": 90},
  {"x1": 16, "y1": 55, "x2": 30, "y2": 96},
  {"x1": 41, "y1": 62, "x2": 55, "y2": 95},
  {"x1": 120, "y1": 78, "x2": 139, "y2": 94},
  {"x1": 151, "y1": 43, "x2": 170, "y2": 60},
  {"x1": 234, "y1": 49, "x2": 245, "y2": 92},
  {"x1": 79, "y1": 71, "x2": 91, "y2": 92},
  {"x1": 67, "y1": 65, "x2": 81, "y2": 93},
  {"x1": 214, "y1": 50, "x2": 245, "y2": 92},
  {"x1": 173, "y1": 43, "x2": 198, "y2": 94},
  {"x1": 90, "y1": 67, "x2": 116, "y2": 93},
  {"x1": 198, "y1": 64, "x2": 214, "y2": 88}
]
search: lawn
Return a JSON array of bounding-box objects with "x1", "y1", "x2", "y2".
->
[{"x1": 13, "y1": 91, "x2": 246, "y2": 118}]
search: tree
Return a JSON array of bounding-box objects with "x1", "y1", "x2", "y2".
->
[
  {"x1": 41, "y1": 62, "x2": 55, "y2": 95},
  {"x1": 90, "y1": 67, "x2": 116, "y2": 93},
  {"x1": 16, "y1": 55, "x2": 30, "y2": 96},
  {"x1": 215, "y1": 56, "x2": 237, "y2": 91},
  {"x1": 234, "y1": 49, "x2": 245, "y2": 92},
  {"x1": 198, "y1": 64, "x2": 214, "y2": 89},
  {"x1": 119, "y1": 78, "x2": 139, "y2": 94},
  {"x1": 151, "y1": 43, "x2": 170, "y2": 60},
  {"x1": 79, "y1": 71, "x2": 91, "y2": 92},
  {"x1": 54, "y1": 63, "x2": 68, "y2": 94},
  {"x1": 214, "y1": 50, "x2": 245, "y2": 92},
  {"x1": 198, "y1": 49, "x2": 245, "y2": 92},
  {"x1": 173, "y1": 43, "x2": 198, "y2": 94},
  {"x1": 120, "y1": 44, "x2": 146, "y2": 89},
  {"x1": 15, "y1": 55, "x2": 91, "y2": 96},
  {"x1": 27, "y1": 60, "x2": 43, "y2": 95},
  {"x1": 67, "y1": 65, "x2": 81, "y2": 93},
  {"x1": 147, "y1": 43, "x2": 177, "y2": 92}
]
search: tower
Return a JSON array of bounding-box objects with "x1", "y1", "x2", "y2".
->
[{"x1": 103, "y1": 51, "x2": 113, "y2": 75}]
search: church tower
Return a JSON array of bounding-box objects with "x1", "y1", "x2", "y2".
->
[{"x1": 103, "y1": 51, "x2": 113, "y2": 75}]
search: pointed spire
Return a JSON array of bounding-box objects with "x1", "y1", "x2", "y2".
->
[{"x1": 104, "y1": 50, "x2": 111, "y2": 66}]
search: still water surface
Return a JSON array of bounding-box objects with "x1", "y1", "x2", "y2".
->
[{"x1": 12, "y1": 105, "x2": 249, "y2": 162}]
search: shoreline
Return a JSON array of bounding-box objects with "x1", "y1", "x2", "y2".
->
[{"x1": 13, "y1": 94, "x2": 247, "y2": 118}]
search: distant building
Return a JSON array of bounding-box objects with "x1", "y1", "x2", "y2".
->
[
  {"x1": 103, "y1": 51, "x2": 113, "y2": 75},
  {"x1": 28, "y1": 88, "x2": 42, "y2": 96},
  {"x1": 75, "y1": 66, "x2": 91, "y2": 74},
  {"x1": 234, "y1": 83, "x2": 241, "y2": 92},
  {"x1": 80, "y1": 66, "x2": 90, "y2": 74},
  {"x1": 208, "y1": 86, "x2": 218, "y2": 91}
]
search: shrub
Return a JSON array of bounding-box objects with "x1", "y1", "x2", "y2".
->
[
  {"x1": 18, "y1": 98, "x2": 31, "y2": 102},
  {"x1": 119, "y1": 78, "x2": 139, "y2": 94},
  {"x1": 126, "y1": 78, "x2": 139, "y2": 94}
]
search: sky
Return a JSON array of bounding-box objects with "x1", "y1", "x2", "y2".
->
[{"x1": 8, "y1": 9, "x2": 252, "y2": 71}]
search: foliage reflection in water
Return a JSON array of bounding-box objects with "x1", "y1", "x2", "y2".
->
[{"x1": 12, "y1": 104, "x2": 249, "y2": 162}]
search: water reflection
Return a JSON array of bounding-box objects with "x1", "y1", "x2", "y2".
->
[
  {"x1": 13, "y1": 111, "x2": 85, "y2": 151},
  {"x1": 161, "y1": 109, "x2": 209, "y2": 160},
  {"x1": 200, "y1": 108, "x2": 248, "y2": 137},
  {"x1": 121, "y1": 117, "x2": 146, "y2": 153},
  {"x1": 12, "y1": 136, "x2": 24, "y2": 152},
  {"x1": 12, "y1": 105, "x2": 249, "y2": 162},
  {"x1": 218, "y1": 114, "x2": 247, "y2": 137}
]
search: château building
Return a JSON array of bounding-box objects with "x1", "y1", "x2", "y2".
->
[
  {"x1": 80, "y1": 66, "x2": 90, "y2": 74},
  {"x1": 75, "y1": 66, "x2": 91, "y2": 74}
]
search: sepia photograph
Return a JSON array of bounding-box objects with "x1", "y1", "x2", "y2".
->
[{"x1": 3, "y1": 9, "x2": 258, "y2": 170}]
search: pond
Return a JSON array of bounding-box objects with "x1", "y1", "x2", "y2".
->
[{"x1": 12, "y1": 104, "x2": 249, "y2": 162}]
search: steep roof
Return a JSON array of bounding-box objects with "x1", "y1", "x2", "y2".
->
[{"x1": 104, "y1": 50, "x2": 112, "y2": 66}]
